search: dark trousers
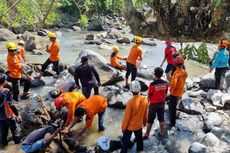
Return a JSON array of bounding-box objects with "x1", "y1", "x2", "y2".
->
[
  {"x1": 41, "y1": 59, "x2": 60, "y2": 75},
  {"x1": 0, "y1": 119, "x2": 20, "y2": 146},
  {"x1": 8, "y1": 76, "x2": 31, "y2": 102},
  {"x1": 98, "y1": 111, "x2": 105, "y2": 130},
  {"x1": 120, "y1": 129, "x2": 143, "y2": 153},
  {"x1": 82, "y1": 87, "x2": 99, "y2": 98},
  {"x1": 125, "y1": 62, "x2": 137, "y2": 81},
  {"x1": 215, "y1": 67, "x2": 228, "y2": 89},
  {"x1": 169, "y1": 95, "x2": 178, "y2": 126}
]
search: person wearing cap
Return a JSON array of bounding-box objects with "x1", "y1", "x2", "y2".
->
[
  {"x1": 121, "y1": 80, "x2": 148, "y2": 153},
  {"x1": 210, "y1": 39, "x2": 229, "y2": 89},
  {"x1": 54, "y1": 92, "x2": 86, "y2": 126},
  {"x1": 74, "y1": 56, "x2": 101, "y2": 98},
  {"x1": 63, "y1": 95, "x2": 107, "y2": 136},
  {"x1": 143, "y1": 67, "x2": 168, "y2": 139},
  {"x1": 21, "y1": 124, "x2": 60, "y2": 153},
  {"x1": 168, "y1": 56, "x2": 187, "y2": 127},
  {"x1": 17, "y1": 40, "x2": 26, "y2": 63},
  {"x1": 160, "y1": 41, "x2": 177, "y2": 82},
  {"x1": 38, "y1": 32, "x2": 60, "y2": 79},
  {"x1": 110, "y1": 46, "x2": 126, "y2": 70},
  {"x1": 6, "y1": 42, "x2": 31, "y2": 102},
  {"x1": 125, "y1": 36, "x2": 143, "y2": 87},
  {"x1": 0, "y1": 73, "x2": 22, "y2": 146}
]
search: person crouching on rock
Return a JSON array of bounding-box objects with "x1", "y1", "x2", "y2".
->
[
  {"x1": 210, "y1": 39, "x2": 229, "y2": 89},
  {"x1": 54, "y1": 92, "x2": 86, "y2": 127},
  {"x1": 125, "y1": 36, "x2": 143, "y2": 88},
  {"x1": 121, "y1": 80, "x2": 148, "y2": 153},
  {"x1": 74, "y1": 56, "x2": 101, "y2": 98},
  {"x1": 6, "y1": 42, "x2": 31, "y2": 102},
  {"x1": 0, "y1": 73, "x2": 22, "y2": 146},
  {"x1": 168, "y1": 56, "x2": 187, "y2": 127},
  {"x1": 21, "y1": 124, "x2": 60, "y2": 153},
  {"x1": 110, "y1": 46, "x2": 126, "y2": 71},
  {"x1": 143, "y1": 67, "x2": 168, "y2": 139},
  {"x1": 38, "y1": 32, "x2": 60, "y2": 79},
  {"x1": 63, "y1": 95, "x2": 107, "y2": 136}
]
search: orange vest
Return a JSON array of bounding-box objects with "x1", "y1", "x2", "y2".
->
[
  {"x1": 7, "y1": 53, "x2": 22, "y2": 79},
  {"x1": 48, "y1": 41, "x2": 60, "y2": 62},
  {"x1": 127, "y1": 44, "x2": 142, "y2": 65},
  {"x1": 170, "y1": 68, "x2": 188, "y2": 97},
  {"x1": 110, "y1": 52, "x2": 125, "y2": 68},
  {"x1": 77, "y1": 95, "x2": 107, "y2": 128},
  {"x1": 60, "y1": 92, "x2": 86, "y2": 126}
]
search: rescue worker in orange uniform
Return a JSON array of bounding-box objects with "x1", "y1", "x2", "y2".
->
[
  {"x1": 125, "y1": 36, "x2": 143, "y2": 87},
  {"x1": 0, "y1": 73, "x2": 22, "y2": 146},
  {"x1": 168, "y1": 56, "x2": 188, "y2": 127},
  {"x1": 54, "y1": 92, "x2": 86, "y2": 126},
  {"x1": 6, "y1": 42, "x2": 31, "y2": 102},
  {"x1": 121, "y1": 80, "x2": 148, "y2": 153},
  {"x1": 63, "y1": 95, "x2": 107, "y2": 136},
  {"x1": 17, "y1": 40, "x2": 26, "y2": 63},
  {"x1": 38, "y1": 32, "x2": 60, "y2": 78},
  {"x1": 110, "y1": 46, "x2": 126, "y2": 70}
]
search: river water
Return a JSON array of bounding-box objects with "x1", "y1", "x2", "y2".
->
[{"x1": 0, "y1": 29, "x2": 212, "y2": 152}]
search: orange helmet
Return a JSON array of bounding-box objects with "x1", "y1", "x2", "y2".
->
[
  {"x1": 54, "y1": 96, "x2": 66, "y2": 110},
  {"x1": 219, "y1": 39, "x2": 229, "y2": 49},
  {"x1": 175, "y1": 55, "x2": 184, "y2": 64}
]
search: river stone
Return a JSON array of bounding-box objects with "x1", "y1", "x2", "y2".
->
[
  {"x1": 203, "y1": 112, "x2": 222, "y2": 132},
  {"x1": 37, "y1": 29, "x2": 50, "y2": 36},
  {"x1": 107, "y1": 28, "x2": 123, "y2": 39},
  {"x1": 32, "y1": 49, "x2": 46, "y2": 55},
  {"x1": 207, "y1": 89, "x2": 223, "y2": 107},
  {"x1": 85, "y1": 34, "x2": 95, "y2": 40},
  {"x1": 201, "y1": 133, "x2": 220, "y2": 147},
  {"x1": 204, "y1": 105, "x2": 217, "y2": 112},
  {"x1": 187, "y1": 90, "x2": 205, "y2": 98},
  {"x1": 137, "y1": 68, "x2": 153, "y2": 80},
  {"x1": 224, "y1": 70, "x2": 230, "y2": 88},
  {"x1": 222, "y1": 93, "x2": 230, "y2": 106},
  {"x1": 99, "y1": 44, "x2": 112, "y2": 50},
  {"x1": 188, "y1": 142, "x2": 207, "y2": 153},
  {"x1": 142, "y1": 38, "x2": 157, "y2": 46},
  {"x1": 0, "y1": 28, "x2": 16, "y2": 41},
  {"x1": 200, "y1": 73, "x2": 215, "y2": 89},
  {"x1": 87, "y1": 16, "x2": 110, "y2": 31},
  {"x1": 25, "y1": 34, "x2": 48, "y2": 51},
  {"x1": 178, "y1": 98, "x2": 205, "y2": 115},
  {"x1": 72, "y1": 26, "x2": 81, "y2": 32},
  {"x1": 0, "y1": 61, "x2": 7, "y2": 73},
  {"x1": 117, "y1": 37, "x2": 131, "y2": 44},
  {"x1": 30, "y1": 79, "x2": 45, "y2": 88}
]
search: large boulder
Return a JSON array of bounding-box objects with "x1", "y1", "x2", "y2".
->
[
  {"x1": 188, "y1": 142, "x2": 207, "y2": 153},
  {"x1": 201, "y1": 133, "x2": 220, "y2": 147},
  {"x1": 211, "y1": 127, "x2": 230, "y2": 143},
  {"x1": 72, "y1": 26, "x2": 81, "y2": 32},
  {"x1": 186, "y1": 90, "x2": 205, "y2": 98},
  {"x1": 117, "y1": 37, "x2": 131, "y2": 44},
  {"x1": 0, "y1": 28, "x2": 16, "y2": 41},
  {"x1": 203, "y1": 112, "x2": 222, "y2": 132},
  {"x1": 207, "y1": 89, "x2": 223, "y2": 107},
  {"x1": 107, "y1": 28, "x2": 123, "y2": 39},
  {"x1": 87, "y1": 16, "x2": 111, "y2": 31},
  {"x1": 178, "y1": 98, "x2": 205, "y2": 115},
  {"x1": 200, "y1": 73, "x2": 215, "y2": 89},
  {"x1": 142, "y1": 38, "x2": 157, "y2": 46}
]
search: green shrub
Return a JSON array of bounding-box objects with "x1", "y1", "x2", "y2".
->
[{"x1": 79, "y1": 14, "x2": 89, "y2": 28}]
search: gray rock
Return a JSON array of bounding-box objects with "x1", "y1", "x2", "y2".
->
[
  {"x1": 178, "y1": 98, "x2": 205, "y2": 115},
  {"x1": 204, "y1": 105, "x2": 217, "y2": 112},
  {"x1": 204, "y1": 112, "x2": 222, "y2": 132},
  {"x1": 207, "y1": 89, "x2": 223, "y2": 107},
  {"x1": 72, "y1": 26, "x2": 81, "y2": 32},
  {"x1": 30, "y1": 79, "x2": 45, "y2": 88},
  {"x1": 85, "y1": 34, "x2": 95, "y2": 40},
  {"x1": 84, "y1": 40, "x2": 95, "y2": 44},
  {"x1": 211, "y1": 127, "x2": 230, "y2": 143},
  {"x1": 201, "y1": 133, "x2": 220, "y2": 147},
  {"x1": 87, "y1": 16, "x2": 110, "y2": 31},
  {"x1": 99, "y1": 44, "x2": 112, "y2": 50},
  {"x1": 107, "y1": 28, "x2": 123, "y2": 39},
  {"x1": 142, "y1": 38, "x2": 157, "y2": 46},
  {"x1": 0, "y1": 28, "x2": 16, "y2": 41},
  {"x1": 25, "y1": 33, "x2": 48, "y2": 51},
  {"x1": 188, "y1": 142, "x2": 207, "y2": 153},
  {"x1": 117, "y1": 37, "x2": 131, "y2": 44},
  {"x1": 0, "y1": 61, "x2": 7, "y2": 73},
  {"x1": 32, "y1": 49, "x2": 46, "y2": 55},
  {"x1": 222, "y1": 93, "x2": 230, "y2": 106},
  {"x1": 200, "y1": 73, "x2": 215, "y2": 89},
  {"x1": 137, "y1": 68, "x2": 153, "y2": 80},
  {"x1": 187, "y1": 90, "x2": 205, "y2": 98},
  {"x1": 37, "y1": 29, "x2": 50, "y2": 36}
]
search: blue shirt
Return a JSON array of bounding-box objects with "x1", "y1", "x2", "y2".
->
[{"x1": 211, "y1": 49, "x2": 229, "y2": 68}]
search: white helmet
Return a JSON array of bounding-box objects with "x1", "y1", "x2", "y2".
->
[{"x1": 130, "y1": 80, "x2": 141, "y2": 93}]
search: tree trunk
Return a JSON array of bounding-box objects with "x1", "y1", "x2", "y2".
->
[{"x1": 42, "y1": 0, "x2": 55, "y2": 24}]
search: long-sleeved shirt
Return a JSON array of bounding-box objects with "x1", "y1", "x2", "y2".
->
[
  {"x1": 170, "y1": 67, "x2": 188, "y2": 97},
  {"x1": 48, "y1": 41, "x2": 60, "y2": 62},
  {"x1": 127, "y1": 44, "x2": 142, "y2": 66},
  {"x1": 110, "y1": 52, "x2": 125, "y2": 68},
  {"x1": 7, "y1": 53, "x2": 22, "y2": 79},
  {"x1": 74, "y1": 63, "x2": 100, "y2": 88},
  {"x1": 122, "y1": 95, "x2": 148, "y2": 131},
  {"x1": 60, "y1": 92, "x2": 86, "y2": 126},
  {"x1": 0, "y1": 89, "x2": 19, "y2": 120},
  {"x1": 77, "y1": 95, "x2": 107, "y2": 128},
  {"x1": 211, "y1": 48, "x2": 229, "y2": 68}
]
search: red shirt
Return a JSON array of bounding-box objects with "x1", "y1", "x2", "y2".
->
[
  {"x1": 164, "y1": 46, "x2": 177, "y2": 64},
  {"x1": 148, "y1": 79, "x2": 168, "y2": 103}
]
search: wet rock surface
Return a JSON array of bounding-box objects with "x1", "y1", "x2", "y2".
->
[{"x1": 0, "y1": 28, "x2": 16, "y2": 41}]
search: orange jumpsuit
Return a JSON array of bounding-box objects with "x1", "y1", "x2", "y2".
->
[
  {"x1": 48, "y1": 41, "x2": 59, "y2": 62},
  {"x1": 110, "y1": 52, "x2": 125, "y2": 69},
  {"x1": 127, "y1": 44, "x2": 143, "y2": 66}
]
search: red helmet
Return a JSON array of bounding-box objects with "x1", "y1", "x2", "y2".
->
[
  {"x1": 175, "y1": 55, "x2": 184, "y2": 64},
  {"x1": 54, "y1": 96, "x2": 66, "y2": 110},
  {"x1": 165, "y1": 41, "x2": 172, "y2": 45}
]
